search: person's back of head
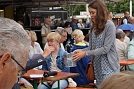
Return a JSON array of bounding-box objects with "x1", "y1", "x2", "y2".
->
[
  {"x1": 116, "y1": 31, "x2": 125, "y2": 40},
  {"x1": 64, "y1": 21, "x2": 70, "y2": 28},
  {"x1": 116, "y1": 29, "x2": 123, "y2": 33},
  {"x1": 0, "y1": 17, "x2": 30, "y2": 89},
  {"x1": 99, "y1": 73, "x2": 134, "y2": 89}
]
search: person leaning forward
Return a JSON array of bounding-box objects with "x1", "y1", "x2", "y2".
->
[
  {"x1": 72, "y1": 0, "x2": 120, "y2": 87},
  {"x1": 0, "y1": 17, "x2": 54, "y2": 89}
]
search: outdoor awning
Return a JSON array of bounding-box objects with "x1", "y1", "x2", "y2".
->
[{"x1": 0, "y1": 0, "x2": 122, "y2": 7}]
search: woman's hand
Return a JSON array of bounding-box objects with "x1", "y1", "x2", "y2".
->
[
  {"x1": 42, "y1": 46, "x2": 55, "y2": 58},
  {"x1": 72, "y1": 49, "x2": 86, "y2": 61}
]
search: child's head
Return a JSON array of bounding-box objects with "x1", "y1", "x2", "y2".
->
[{"x1": 72, "y1": 30, "x2": 84, "y2": 43}]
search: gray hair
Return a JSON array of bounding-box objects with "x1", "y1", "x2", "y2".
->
[
  {"x1": 129, "y1": 16, "x2": 134, "y2": 20},
  {"x1": 99, "y1": 73, "x2": 134, "y2": 89},
  {"x1": 0, "y1": 17, "x2": 30, "y2": 66},
  {"x1": 116, "y1": 31, "x2": 125, "y2": 39},
  {"x1": 45, "y1": 18, "x2": 51, "y2": 23},
  {"x1": 55, "y1": 27, "x2": 67, "y2": 35}
]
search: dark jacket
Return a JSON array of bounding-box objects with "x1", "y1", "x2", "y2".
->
[
  {"x1": 121, "y1": 16, "x2": 130, "y2": 24},
  {"x1": 70, "y1": 22, "x2": 78, "y2": 31},
  {"x1": 12, "y1": 55, "x2": 46, "y2": 89}
]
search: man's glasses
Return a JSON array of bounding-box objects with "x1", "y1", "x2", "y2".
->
[{"x1": 0, "y1": 55, "x2": 26, "y2": 72}]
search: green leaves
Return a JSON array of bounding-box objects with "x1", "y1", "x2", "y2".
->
[
  {"x1": 62, "y1": 4, "x2": 86, "y2": 16},
  {"x1": 106, "y1": 0, "x2": 134, "y2": 15}
]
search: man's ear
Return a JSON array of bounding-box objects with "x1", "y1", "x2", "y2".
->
[{"x1": 0, "y1": 52, "x2": 12, "y2": 70}]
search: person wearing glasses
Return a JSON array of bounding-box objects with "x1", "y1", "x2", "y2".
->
[
  {"x1": 38, "y1": 32, "x2": 69, "y2": 89},
  {"x1": 0, "y1": 17, "x2": 54, "y2": 89},
  {"x1": 44, "y1": 27, "x2": 67, "y2": 51}
]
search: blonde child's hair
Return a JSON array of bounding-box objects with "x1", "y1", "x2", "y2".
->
[{"x1": 72, "y1": 30, "x2": 84, "y2": 41}]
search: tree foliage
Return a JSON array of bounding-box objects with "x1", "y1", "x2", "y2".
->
[
  {"x1": 106, "y1": 0, "x2": 134, "y2": 16},
  {"x1": 62, "y1": 0, "x2": 134, "y2": 16},
  {"x1": 62, "y1": 4, "x2": 86, "y2": 16},
  {"x1": 73, "y1": 5, "x2": 86, "y2": 15}
]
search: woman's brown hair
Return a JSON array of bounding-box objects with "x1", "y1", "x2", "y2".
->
[{"x1": 88, "y1": 0, "x2": 109, "y2": 35}]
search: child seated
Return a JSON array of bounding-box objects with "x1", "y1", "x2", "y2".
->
[{"x1": 70, "y1": 30, "x2": 93, "y2": 86}]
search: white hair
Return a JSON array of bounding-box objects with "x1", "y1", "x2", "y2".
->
[
  {"x1": 78, "y1": 19, "x2": 82, "y2": 22},
  {"x1": 0, "y1": 17, "x2": 30, "y2": 65},
  {"x1": 116, "y1": 29, "x2": 123, "y2": 32},
  {"x1": 55, "y1": 27, "x2": 66, "y2": 35}
]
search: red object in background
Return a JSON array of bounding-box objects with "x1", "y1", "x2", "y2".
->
[
  {"x1": 35, "y1": 18, "x2": 40, "y2": 26},
  {"x1": 48, "y1": 16, "x2": 50, "y2": 18}
]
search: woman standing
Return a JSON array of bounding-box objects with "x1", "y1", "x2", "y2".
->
[{"x1": 72, "y1": 0, "x2": 120, "y2": 87}]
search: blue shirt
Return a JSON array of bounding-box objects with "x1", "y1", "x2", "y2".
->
[{"x1": 42, "y1": 48, "x2": 70, "y2": 72}]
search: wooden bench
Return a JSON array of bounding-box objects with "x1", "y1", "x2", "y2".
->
[
  {"x1": 83, "y1": 83, "x2": 96, "y2": 87},
  {"x1": 65, "y1": 83, "x2": 96, "y2": 89}
]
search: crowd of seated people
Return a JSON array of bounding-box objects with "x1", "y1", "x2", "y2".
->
[{"x1": 2, "y1": 6, "x2": 134, "y2": 89}]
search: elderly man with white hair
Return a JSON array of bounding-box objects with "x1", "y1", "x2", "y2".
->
[
  {"x1": 77, "y1": 19, "x2": 85, "y2": 29},
  {"x1": 0, "y1": 17, "x2": 54, "y2": 89}
]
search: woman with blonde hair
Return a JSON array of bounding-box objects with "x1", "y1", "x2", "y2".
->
[
  {"x1": 38, "y1": 32, "x2": 69, "y2": 89},
  {"x1": 29, "y1": 30, "x2": 43, "y2": 59}
]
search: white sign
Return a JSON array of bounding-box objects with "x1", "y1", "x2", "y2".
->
[{"x1": 80, "y1": 12, "x2": 90, "y2": 16}]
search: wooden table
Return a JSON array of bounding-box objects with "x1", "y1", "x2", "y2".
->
[
  {"x1": 65, "y1": 87, "x2": 94, "y2": 89},
  {"x1": 23, "y1": 69, "x2": 79, "y2": 89},
  {"x1": 119, "y1": 60, "x2": 134, "y2": 70}
]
